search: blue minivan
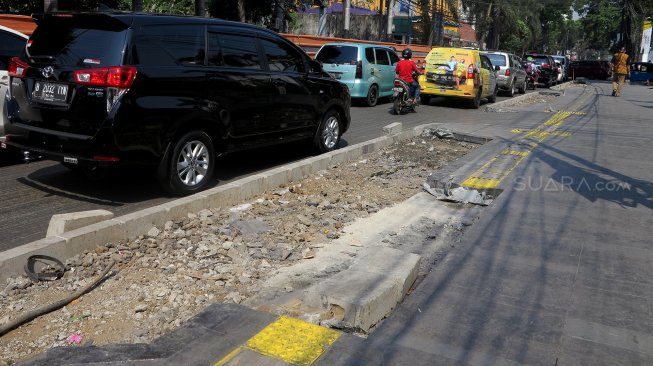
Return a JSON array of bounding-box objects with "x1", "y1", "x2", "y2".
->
[{"x1": 315, "y1": 43, "x2": 400, "y2": 107}]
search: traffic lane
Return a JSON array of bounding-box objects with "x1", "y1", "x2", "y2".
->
[{"x1": 347, "y1": 90, "x2": 533, "y2": 142}]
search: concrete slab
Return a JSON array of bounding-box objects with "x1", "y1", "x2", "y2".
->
[
  {"x1": 302, "y1": 247, "x2": 420, "y2": 331},
  {"x1": 46, "y1": 209, "x2": 114, "y2": 237}
]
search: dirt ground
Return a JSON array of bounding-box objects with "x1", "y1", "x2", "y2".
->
[{"x1": 0, "y1": 131, "x2": 477, "y2": 365}]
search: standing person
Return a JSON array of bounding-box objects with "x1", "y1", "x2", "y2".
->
[
  {"x1": 395, "y1": 48, "x2": 421, "y2": 103},
  {"x1": 611, "y1": 46, "x2": 630, "y2": 97}
]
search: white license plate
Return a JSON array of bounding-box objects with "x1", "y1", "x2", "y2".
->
[
  {"x1": 329, "y1": 72, "x2": 342, "y2": 80},
  {"x1": 393, "y1": 87, "x2": 403, "y2": 92},
  {"x1": 63, "y1": 157, "x2": 78, "y2": 164},
  {"x1": 33, "y1": 81, "x2": 68, "y2": 103}
]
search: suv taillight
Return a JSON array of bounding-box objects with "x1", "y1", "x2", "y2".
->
[
  {"x1": 467, "y1": 65, "x2": 474, "y2": 80},
  {"x1": 355, "y1": 60, "x2": 362, "y2": 79},
  {"x1": 8, "y1": 57, "x2": 29, "y2": 78},
  {"x1": 542, "y1": 63, "x2": 551, "y2": 69},
  {"x1": 505, "y1": 69, "x2": 511, "y2": 76},
  {"x1": 74, "y1": 66, "x2": 137, "y2": 88}
]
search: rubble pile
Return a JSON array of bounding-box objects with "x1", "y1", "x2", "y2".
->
[{"x1": 0, "y1": 136, "x2": 475, "y2": 364}]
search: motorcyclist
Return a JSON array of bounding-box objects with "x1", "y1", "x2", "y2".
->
[
  {"x1": 395, "y1": 48, "x2": 421, "y2": 103},
  {"x1": 526, "y1": 56, "x2": 539, "y2": 84}
]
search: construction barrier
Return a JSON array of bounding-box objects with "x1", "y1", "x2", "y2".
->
[{"x1": 0, "y1": 14, "x2": 37, "y2": 36}]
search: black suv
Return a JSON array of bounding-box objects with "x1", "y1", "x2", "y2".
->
[
  {"x1": 3, "y1": 12, "x2": 351, "y2": 195},
  {"x1": 523, "y1": 53, "x2": 558, "y2": 87}
]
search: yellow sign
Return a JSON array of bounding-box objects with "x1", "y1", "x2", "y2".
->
[{"x1": 644, "y1": 20, "x2": 652, "y2": 31}]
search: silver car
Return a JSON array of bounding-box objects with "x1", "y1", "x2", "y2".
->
[{"x1": 483, "y1": 51, "x2": 527, "y2": 97}]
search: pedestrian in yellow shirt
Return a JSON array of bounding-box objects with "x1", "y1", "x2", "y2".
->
[{"x1": 611, "y1": 46, "x2": 630, "y2": 97}]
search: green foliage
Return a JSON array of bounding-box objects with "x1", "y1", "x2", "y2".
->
[
  {"x1": 0, "y1": 0, "x2": 42, "y2": 14},
  {"x1": 140, "y1": 0, "x2": 195, "y2": 15},
  {"x1": 501, "y1": 19, "x2": 532, "y2": 54},
  {"x1": 574, "y1": 0, "x2": 620, "y2": 50}
]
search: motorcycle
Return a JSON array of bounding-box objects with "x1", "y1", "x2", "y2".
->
[
  {"x1": 392, "y1": 77, "x2": 418, "y2": 115},
  {"x1": 525, "y1": 68, "x2": 539, "y2": 90}
]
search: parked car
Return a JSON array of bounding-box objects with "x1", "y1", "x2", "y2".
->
[
  {"x1": 315, "y1": 43, "x2": 399, "y2": 107},
  {"x1": 523, "y1": 53, "x2": 557, "y2": 87},
  {"x1": 630, "y1": 62, "x2": 653, "y2": 85},
  {"x1": 3, "y1": 12, "x2": 351, "y2": 195},
  {"x1": 568, "y1": 60, "x2": 612, "y2": 80},
  {"x1": 599, "y1": 61, "x2": 613, "y2": 79},
  {"x1": 0, "y1": 24, "x2": 29, "y2": 162},
  {"x1": 482, "y1": 51, "x2": 527, "y2": 96},
  {"x1": 552, "y1": 55, "x2": 570, "y2": 81},
  {"x1": 419, "y1": 47, "x2": 499, "y2": 109}
]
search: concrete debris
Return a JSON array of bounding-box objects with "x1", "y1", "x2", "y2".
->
[
  {"x1": 423, "y1": 182, "x2": 493, "y2": 206},
  {"x1": 230, "y1": 219, "x2": 271, "y2": 235},
  {"x1": 0, "y1": 136, "x2": 478, "y2": 364},
  {"x1": 229, "y1": 203, "x2": 252, "y2": 212},
  {"x1": 433, "y1": 128, "x2": 454, "y2": 139}
]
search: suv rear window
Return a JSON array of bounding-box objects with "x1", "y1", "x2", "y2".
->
[
  {"x1": 316, "y1": 45, "x2": 358, "y2": 65},
  {"x1": 27, "y1": 16, "x2": 128, "y2": 67},
  {"x1": 526, "y1": 55, "x2": 550, "y2": 65},
  {"x1": 133, "y1": 24, "x2": 205, "y2": 66},
  {"x1": 485, "y1": 53, "x2": 506, "y2": 66}
]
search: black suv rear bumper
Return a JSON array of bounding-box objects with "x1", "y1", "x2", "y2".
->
[{"x1": 1, "y1": 136, "x2": 118, "y2": 168}]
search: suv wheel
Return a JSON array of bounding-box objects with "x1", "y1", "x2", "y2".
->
[
  {"x1": 366, "y1": 85, "x2": 379, "y2": 107},
  {"x1": 506, "y1": 81, "x2": 515, "y2": 97},
  {"x1": 159, "y1": 130, "x2": 215, "y2": 196},
  {"x1": 314, "y1": 110, "x2": 341, "y2": 153}
]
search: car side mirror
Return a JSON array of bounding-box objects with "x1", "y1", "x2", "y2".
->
[
  {"x1": 495, "y1": 65, "x2": 500, "y2": 72},
  {"x1": 309, "y1": 59, "x2": 323, "y2": 73}
]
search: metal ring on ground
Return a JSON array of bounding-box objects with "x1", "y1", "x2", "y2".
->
[{"x1": 25, "y1": 255, "x2": 66, "y2": 282}]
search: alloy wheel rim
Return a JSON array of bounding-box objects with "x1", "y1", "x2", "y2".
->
[
  {"x1": 322, "y1": 116, "x2": 340, "y2": 149},
  {"x1": 176, "y1": 140, "x2": 209, "y2": 186}
]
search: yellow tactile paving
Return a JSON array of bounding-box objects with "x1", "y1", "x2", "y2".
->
[
  {"x1": 214, "y1": 316, "x2": 342, "y2": 366},
  {"x1": 463, "y1": 103, "x2": 591, "y2": 191}
]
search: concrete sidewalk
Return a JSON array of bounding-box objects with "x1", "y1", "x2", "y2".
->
[{"x1": 337, "y1": 81, "x2": 653, "y2": 364}]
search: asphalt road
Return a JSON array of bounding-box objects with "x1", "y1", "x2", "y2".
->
[{"x1": 0, "y1": 91, "x2": 528, "y2": 252}]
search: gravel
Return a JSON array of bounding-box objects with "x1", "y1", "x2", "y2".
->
[{"x1": 0, "y1": 131, "x2": 477, "y2": 364}]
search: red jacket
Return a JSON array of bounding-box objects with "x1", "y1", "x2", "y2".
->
[{"x1": 395, "y1": 59, "x2": 419, "y2": 84}]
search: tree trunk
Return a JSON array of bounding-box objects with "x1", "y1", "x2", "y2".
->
[
  {"x1": 195, "y1": 0, "x2": 205, "y2": 16},
  {"x1": 237, "y1": 0, "x2": 246, "y2": 22},
  {"x1": 386, "y1": 0, "x2": 393, "y2": 41},
  {"x1": 428, "y1": 0, "x2": 436, "y2": 46},
  {"x1": 44, "y1": 0, "x2": 57, "y2": 12},
  {"x1": 378, "y1": 0, "x2": 385, "y2": 41},
  {"x1": 420, "y1": 0, "x2": 429, "y2": 44},
  {"x1": 132, "y1": 0, "x2": 142, "y2": 11}
]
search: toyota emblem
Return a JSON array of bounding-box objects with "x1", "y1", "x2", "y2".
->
[{"x1": 41, "y1": 66, "x2": 54, "y2": 79}]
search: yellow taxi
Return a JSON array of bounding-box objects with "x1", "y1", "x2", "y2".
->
[{"x1": 418, "y1": 47, "x2": 499, "y2": 109}]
